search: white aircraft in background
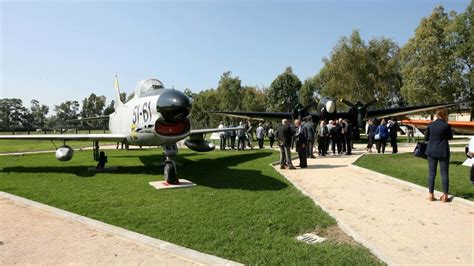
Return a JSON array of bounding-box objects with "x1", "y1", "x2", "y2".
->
[{"x1": 0, "y1": 77, "x2": 240, "y2": 184}]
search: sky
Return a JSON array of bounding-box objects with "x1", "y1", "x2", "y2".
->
[{"x1": 0, "y1": 0, "x2": 470, "y2": 111}]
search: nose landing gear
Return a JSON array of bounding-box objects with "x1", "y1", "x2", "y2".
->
[{"x1": 162, "y1": 144, "x2": 179, "y2": 184}]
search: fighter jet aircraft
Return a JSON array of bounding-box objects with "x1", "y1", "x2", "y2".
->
[
  {"x1": 0, "y1": 77, "x2": 240, "y2": 184},
  {"x1": 212, "y1": 97, "x2": 461, "y2": 139}
]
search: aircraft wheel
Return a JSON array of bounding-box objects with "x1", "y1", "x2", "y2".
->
[{"x1": 164, "y1": 162, "x2": 179, "y2": 184}]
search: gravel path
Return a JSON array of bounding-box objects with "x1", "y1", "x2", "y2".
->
[
  {"x1": 0, "y1": 194, "x2": 239, "y2": 265},
  {"x1": 276, "y1": 143, "x2": 473, "y2": 265}
]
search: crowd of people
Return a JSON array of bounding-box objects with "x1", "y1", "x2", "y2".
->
[
  {"x1": 216, "y1": 108, "x2": 473, "y2": 202},
  {"x1": 216, "y1": 116, "x2": 403, "y2": 160}
]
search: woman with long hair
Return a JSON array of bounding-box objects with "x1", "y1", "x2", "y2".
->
[{"x1": 425, "y1": 108, "x2": 453, "y2": 202}]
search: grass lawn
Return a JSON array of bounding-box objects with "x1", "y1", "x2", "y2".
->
[
  {"x1": 0, "y1": 149, "x2": 380, "y2": 264},
  {"x1": 354, "y1": 152, "x2": 473, "y2": 201}
]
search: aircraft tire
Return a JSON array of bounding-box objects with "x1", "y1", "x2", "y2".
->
[{"x1": 164, "y1": 162, "x2": 178, "y2": 184}]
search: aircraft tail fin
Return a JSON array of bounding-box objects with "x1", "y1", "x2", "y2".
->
[{"x1": 114, "y1": 74, "x2": 124, "y2": 108}]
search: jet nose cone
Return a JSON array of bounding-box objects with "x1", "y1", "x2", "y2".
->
[{"x1": 157, "y1": 89, "x2": 192, "y2": 122}]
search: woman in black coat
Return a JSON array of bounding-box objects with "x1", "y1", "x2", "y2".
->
[{"x1": 425, "y1": 108, "x2": 453, "y2": 202}]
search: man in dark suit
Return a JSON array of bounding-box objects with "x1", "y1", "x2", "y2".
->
[
  {"x1": 425, "y1": 108, "x2": 453, "y2": 202},
  {"x1": 388, "y1": 119, "x2": 399, "y2": 153},
  {"x1": 304, "y1": 116, "x2": 316, "y2": 158},
  {"x1": 276, "y1": 119, "x2": 296, "y2": 170},
  {"x1": 295, "y1": 119, "x2": 308, "y2": 168}
]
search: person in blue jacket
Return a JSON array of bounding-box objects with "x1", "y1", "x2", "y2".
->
[
  {"x1": 425, "y1": 108, "x2": 453, "y2": 202},
  {"x1": 375, "y1": 119, "x2": 389, "y2": 154}
]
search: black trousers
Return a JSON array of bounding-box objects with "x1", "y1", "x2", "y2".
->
[
  {"x1": 297, "y1": 142, "x2": 307, "y2": 167},
  {"x1": 258, "y1": 138, "x2": 264, "y2": 149},
  {"x1": 367, "y1": 137, "x2": 375, "y2": 150},
  {"x1": 230, "y1": 136, "x2": 235, "y2": 149},
  {"x1": 341, "y1": 137, "x2": 346, "y2": 152},
  {"x1": 390, "y1": 137, "x2": 398, "y2": 153},
  {"x1": 220, "y1": 135, "x2": 226, "y2": 150},
  {"x1": 237, "y1": 136, "x2": 245, "y2": 150},
  {"x1": 332, "y1": 137, "x2": 341, "y2": 154},
  {"x1": 269, "y1": 137, "x2": 275, "y2": 148},
  {"x1": 376, "y1": 139, "x2": 387, "y2": 153},
  {"x1": 318, "y1": 137, "x2": 327, "y2": 155},
  {"x1": 428, "y1": 156, "x2": 449, "y2": 194},
  {"x1": 345, "y1": 137, "x2": 352, "y2": 154}
]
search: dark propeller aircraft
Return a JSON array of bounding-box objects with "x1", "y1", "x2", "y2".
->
[{"x1": 212, "y1": 97, "x2": 461, "y2": 139}]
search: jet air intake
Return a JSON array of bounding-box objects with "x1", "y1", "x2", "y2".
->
[{"x1": 157, "y1": 89, "x2": 191, "y2": 122}]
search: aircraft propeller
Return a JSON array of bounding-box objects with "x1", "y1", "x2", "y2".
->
[{"x1": 340, "y1": 98, "x2": 378, "y2": 128}]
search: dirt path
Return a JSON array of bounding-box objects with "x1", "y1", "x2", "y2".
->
[
  {"x1": 276, "y1": 143, "x2": 473, "y2": 265},
  {"x1": 0, "y1": 194, "x2": 239, "y2": 265}
]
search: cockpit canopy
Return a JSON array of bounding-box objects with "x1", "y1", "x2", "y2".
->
[{"x1": 135, "y1": 79, "x2": 165, "y2": 97}]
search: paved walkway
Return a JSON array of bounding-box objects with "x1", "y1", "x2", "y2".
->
[
  {"x1": 276, "y1": 143, "x2": 473, "y2": 265},
  {"x1": 0, "y1": 192, "x2": 240, "y2": 265}
]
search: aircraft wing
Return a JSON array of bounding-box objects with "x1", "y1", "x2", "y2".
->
[
  {"x1": 211, "y1": 111, "x2": 292, "y2": 121},
  {"x1": 366, "y1": 102, "x2": 461, "y2": 119},
  {"x1": 0, "y1": 134, "x2": 126, "y2": 141}
]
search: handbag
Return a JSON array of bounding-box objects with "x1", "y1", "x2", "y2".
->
[
  {"x1": 374, "y1": 133, "x2": 381, "y2": 140},
  {"x1": 414, "y1": 142, "x2": 427, "y2": 159}
]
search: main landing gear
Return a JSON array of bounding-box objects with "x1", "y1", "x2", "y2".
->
[
  {"x1": 93, "y1": 141, "x2": 108, "y2": 169},
  {"x1": 162, "y1": 144, "x2": 179, "y2": 184}
]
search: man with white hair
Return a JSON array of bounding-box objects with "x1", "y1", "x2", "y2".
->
[{"x1": 218, "y1": 121, "x2": 226, "y2": 151}]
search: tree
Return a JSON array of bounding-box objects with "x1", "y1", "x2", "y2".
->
[
  {"x1": 241, "y1": 86, "x2": 266, "y2": 112},
  {"x1": 318, "y1": 30, "x2": 402, "y2": 108},
  {"x1": 450, "y1": 2, "x2": 473, "y2": 119},
  {"x1": 216, "y1": 71, "x2": 243, "y2": 111},
  {"x1": 103, "y1": 100, "x2": 115, "y2": 115},
  {"x1": 120, "y1": 92, "x2": 127, "y2": 103},
  {"x1": 54, "y1": 100, "x2": 80, "y2": 128},
  {"x1": 81, "y1": 93, "x2": 106, "y2": 128},
  {"x1": 400, "y1": 6, "x2": 461, "y2": 107},
  {"x1": 0, "y1": 98, "x2": 28, "y2": 131},
  {"x1": 183, "y1": 88, "x2": 196, "y2": 99},
  {"x1": 299, "y1": 75, "x2": 323, "y2": 107},
  {"x1": 29, "y1": 99, "x2": 49, "y2": 129},
  {"x1": 81, "y1": 93, "x2": 106, "y2": 118},
  {"x1": 266, "y1": 67, "x2": 302, "y2": 112},
  {"x1": 189, "y1": 89, "x2": 220, "y2": 129}
]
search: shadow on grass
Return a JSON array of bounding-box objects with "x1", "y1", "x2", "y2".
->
[{"x1": 1, "y1": 151, "x2": 288, "y2": 191}]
